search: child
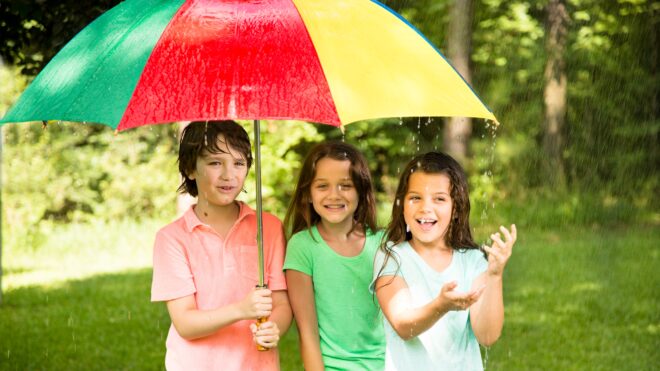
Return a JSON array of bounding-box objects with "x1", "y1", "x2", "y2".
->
[
  {"x1": 283, "y1": 141, "x2": 386, "y2": 370},
  {"x1": 373, "y1": 152, "x2": 517, "y2": 371},
  {"x1": 151, "y1": 120, "x2": 292, "y2": 371}
]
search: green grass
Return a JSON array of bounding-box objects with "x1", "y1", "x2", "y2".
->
[{"x1": 1, "y1": 221, "x2": 657, "y2": 370}]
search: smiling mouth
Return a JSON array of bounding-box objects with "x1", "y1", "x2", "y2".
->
[
  {"x1": 416, "y1": 218, "x2": 437, "y2": 230},
  {"x1": 324, "y1": 204, "x2": 346, "y2": 211}
]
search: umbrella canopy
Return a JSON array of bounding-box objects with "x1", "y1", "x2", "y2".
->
[
  {"x1": 0, "y1": 0, "x2": 499, "y2": 291},
  {"x1": 0, "y1": 0, "x2": 496, "y2": 130}
]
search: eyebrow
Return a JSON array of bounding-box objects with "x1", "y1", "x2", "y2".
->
[
  {"x1": 312, "y1": 177, "x2": 352, "y2": 181},
  {"x1": 406, "y1": 190, "x2": 450, "y2": 196}
]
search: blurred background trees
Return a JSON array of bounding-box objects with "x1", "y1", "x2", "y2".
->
[{"x1": 0, "y1": 0, "x2": 657, "y2": 249}]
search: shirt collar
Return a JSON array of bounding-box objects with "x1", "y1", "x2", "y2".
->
[{"x1": 183, "y1": 201, "x2": 255, "y2": 233}]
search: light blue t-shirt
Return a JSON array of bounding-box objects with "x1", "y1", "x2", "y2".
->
[{"x1": 371, "y1": 241, "x2": 488, "y2": 371}]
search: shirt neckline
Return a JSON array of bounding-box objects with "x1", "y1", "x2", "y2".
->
[
  {"x1": 311, "y1": 224, "x2": 372, "y2": 260},
  {"x1": 403, "y1": 240, "x2": 456, "y2": 276}
]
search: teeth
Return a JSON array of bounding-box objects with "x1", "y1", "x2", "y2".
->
[{"x1": 418, "y1": 219, "x2": 435, "y2": 223}]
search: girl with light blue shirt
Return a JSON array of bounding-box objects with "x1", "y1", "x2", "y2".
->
[{"x1": 372, "y1": 152, "x2": 517, "y2": 371}]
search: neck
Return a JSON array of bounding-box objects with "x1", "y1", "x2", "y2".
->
[
  {"x1": 317, "y1": 218, "x2": 358, "y2": 242},
  {"x1": 194, "y1": 201, "x2": 240, "y2": 226},
  {"x1": 410, "y1": 237, "x2": 452, "y2": 252}
]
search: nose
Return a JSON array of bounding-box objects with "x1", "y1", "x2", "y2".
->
[
  {"x1": 329, "y1": 184, "x2": 342, "y2": 198},
  {"x1": 419, "y1": 197, "x2": 432, "y2": 212},
  {"x1": 219, "y1": 164, "x2": 233, "y2": 180}
]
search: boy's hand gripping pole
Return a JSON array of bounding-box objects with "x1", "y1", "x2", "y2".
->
[
  {"x1": 254, "y1": 120, "x2": 269, "y2": 352},
  {"x1": 255, "y1": 284, "x2": 268, "y2": 351}
]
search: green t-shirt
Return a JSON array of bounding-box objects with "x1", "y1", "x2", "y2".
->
[{"x1": 283, "y1": 225, "x2": 386, "y2": 371}]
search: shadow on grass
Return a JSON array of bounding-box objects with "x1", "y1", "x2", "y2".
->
[{"x1": 0, "y1": 268, "x2": 303, "y2": 371}]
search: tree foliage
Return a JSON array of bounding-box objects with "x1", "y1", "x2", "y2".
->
[{"x1": 0, "y1": 0, "x2": 657, "y2": 252}]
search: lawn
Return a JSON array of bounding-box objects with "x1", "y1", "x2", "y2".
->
[{"x1": 0, "y1": 221, "x2": 657, "y2": 370}]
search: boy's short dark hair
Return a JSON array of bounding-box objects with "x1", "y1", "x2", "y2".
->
[{"x1": 178, "y1": 120, "x2": 252, "y2": 197}]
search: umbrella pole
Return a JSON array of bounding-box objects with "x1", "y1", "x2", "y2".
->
[
  {"x1": 253, "y1": 120, "x2": 265, "y2": 288},
  {"x1": 253, "y1": 119, "x2": 269, "y2": 352}
]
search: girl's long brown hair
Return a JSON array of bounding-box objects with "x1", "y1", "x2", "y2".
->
[
  {"x1": 284, "y1": 141, "x2": 377, "y2": 238},
  {"x1": 375, "y1": 152, "x2": 479, "y2": 289}
]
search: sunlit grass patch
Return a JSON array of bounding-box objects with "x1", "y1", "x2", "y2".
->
[{"x1": 3, "y1": 219, "x2": 163, "y2": 290}]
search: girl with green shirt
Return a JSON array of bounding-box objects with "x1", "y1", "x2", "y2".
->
[{"x1": 283, "y1": 141, "x2": 385, "y2": 370}]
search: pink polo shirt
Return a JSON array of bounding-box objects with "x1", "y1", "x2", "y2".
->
[{"x1": 151, "y1": 202, "x2": 287, "y2": 371}]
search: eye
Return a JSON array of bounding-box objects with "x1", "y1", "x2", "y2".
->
[
  {"x1": 339, "y1": 183, "x2": 353, "y2": 190},
  {"x1": 234, "y1": 160, "x2": 246, "y2": 167},
  {"x1": 408, "y1": 195, "x2": 420, "y2": 201},
  {"x1": 435, "y1": 197, "x2": 446, "y2": 202},
  {"x1": 315, "y1": 183, "x2": 328, "y2": 190}
]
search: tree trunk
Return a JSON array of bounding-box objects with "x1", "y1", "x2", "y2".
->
[
  {"x1": 444, "y1": 0, "x2": 474, "y2": 164},
  {"x1": 0, "y1": 56, "x2": 4, "y2": 304},
  {"x1": 543, "y1": 0, "x2": 569, "y2": 187},
  {"x1": 177, "y1": 121, "x2": 196, "y2": 216},
  {"x1": 0, "y1": 125, "x2": 3, "y2": 305}
]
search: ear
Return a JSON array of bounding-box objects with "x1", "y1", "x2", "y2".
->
[{"x1": 186, "y1": 170, "x2": 196, "y2": 181}]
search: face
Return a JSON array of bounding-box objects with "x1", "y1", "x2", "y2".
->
[
  {"x1": 310, "y1": 158, "x2": 359, "y2": 228},
  {"x1": 403, "y1": 171, "x2": 454, "y2": 249},
  {"x1": 189, "y1": 135, "x2": 249, "y2": 209}
]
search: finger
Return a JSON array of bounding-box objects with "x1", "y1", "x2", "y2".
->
[
  {"x1": 490, "y1": 233, "x2": 505, "y2": 248},
  {"x1": 482, "y1": 245, "x2": 503, "y2": 260},
  {"x1": 256, "y1": 335, "x2": 279, "y2": 348},
  {"x1": 257, "y1": 321, "x2": 274, "y2": 330},
  {"x1": 510, "y1": 224, "x2": 517, "y2": 242},
  {"x1": 444, "y1": 281, "x2": 458, "y2": 291},
  {"x1": 499, "y1": 225, "x2": 513, "y2": 242},
  {"x1": 257, "y1": 297, "x2": 273, "y2": 305},
  {"x1": 255, "y1": 288, "x2": 272, "y2": 297},
  {"x1": 249, "y1": 323, "x2": 258, "y2": 334}
]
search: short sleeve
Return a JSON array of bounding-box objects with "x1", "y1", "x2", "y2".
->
[
  {"x1": 264, "y1": 214, "x2": 287, "y2": 291},
  {"x1": 466, "y1": 248, "x2": 488, "y2": 280},
  {"x1": 369, "y1": 243, "x2": 402, "y2": 293},
  {"x1": 282, "y1": 231, "x2": 314, "y2": 276},
  {"x1": 151, "y1": 228, "x2": 196, "y2": 302}
]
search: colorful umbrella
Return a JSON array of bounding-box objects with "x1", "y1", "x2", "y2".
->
[{"x1": 0, "y1": 0, "x2": 497, "y2": 287}]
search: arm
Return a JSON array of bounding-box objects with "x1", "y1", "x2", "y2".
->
[
  {"x1": 375, "y1": 275, "x2": 482, "y2": 341},
  {"x1": 251, "y1": 290, "x2": 293, "y2": 348},
  {"x1": 286, "y1": 270, "x2": 325, "y2": 371},
  {"x1": 166, "y1": 287, "x2": 273, "y2": 340},
  {"x1": 470, "y1": 224, "x2": 517, "y2": 346},
  {"x1": 469, "y1": 273, "x2": 503, "y2": 346}
]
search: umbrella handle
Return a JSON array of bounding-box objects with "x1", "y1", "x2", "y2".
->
[{"x1": 255, "y1": 283, "x2": 269, "y2": 352}]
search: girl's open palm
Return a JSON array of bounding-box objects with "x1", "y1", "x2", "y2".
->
[{"x1": 482, "y1": 224, "x2": 517, "y2": 277}]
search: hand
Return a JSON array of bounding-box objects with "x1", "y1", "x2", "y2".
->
[
  {"x1": 437, "y1": 281, "x2": 485, "y2": 312},
  {"x1": 483, "y1": 224, "x2": 517, "y2": 277},
  {"x1": 250, "y1": 321, "x2": 281, "y2": 349},
  {"x1": 239, "y1": 287, "x2": 272, "y2": 320}
]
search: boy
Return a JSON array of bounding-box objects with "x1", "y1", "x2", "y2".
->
[{"x1": 151, "y1": 120, "x2": 291, "y2": 370}]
